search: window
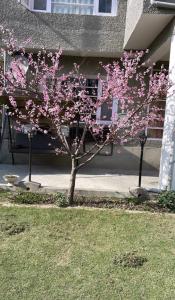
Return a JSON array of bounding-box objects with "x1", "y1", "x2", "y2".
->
[
  {"x1": 5, "y1": 53, "x2": 29, "y2": 77},
  {"x1": 96, "y1": 100, "x2": 118, "y2": 124},
  {"x1": 69, "y1": 78, "x2": 117, "y2": 124},
  {"x1": 20, "y1": 0, "x2": 117, "y2": 15},
  {"x1": 98, "y1": 0, "x2": 112, "y2": 13},
  {"x1": 146, "y1": 98, "x2": 166, "y2": 140},
  {"x1": 34, "y1": 0, "x2": 47, "y2": 10},
  {"x1": 96, "y1": 80, "x2": 118, "y2": 124}
]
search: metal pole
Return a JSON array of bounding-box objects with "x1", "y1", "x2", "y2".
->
[
  {"x1": 7, "y1": 112, "x2": 15, "y2": 165},
  {"x1": 138, "y1": 143, "x2": 144, "y2": 187},
  {"x1": 75, "y1": 114, "x2": 80, "y2": 168},
  {"x1": 28, "y1": 132, "x2": 32, "y2": 182}
]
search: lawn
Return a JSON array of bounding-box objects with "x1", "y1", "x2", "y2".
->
[{"x1": 0, "y1": 206, "x2": 175, "y2": 299}]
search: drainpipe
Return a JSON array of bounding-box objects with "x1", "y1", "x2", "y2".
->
[{"x1": 151, "y1": 0, "x2": 175, "y2": 9}]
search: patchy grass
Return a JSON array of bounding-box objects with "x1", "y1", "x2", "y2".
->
[
  {"x1": 0, "y1": 189, "x2": 12, "y2": 202},
  {"x1": 113, "y1": 251, "x2": 148, "y2": 268},
  {"x1": 0, "y1": 206, "x2": 175, "y2": 299},
  {"x1": 0, "y1": 222, "x2": 28, "y2": 236},
  {"x1": 0, "y1": 189, "x2": 173, "y2": 213}
]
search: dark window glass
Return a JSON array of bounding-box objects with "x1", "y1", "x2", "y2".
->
[
  {"x1": 100, "y1": 103, "x2": 112, "y2": 121},
  {"x1": 147, "y1": 129, "x2": 163, "y2": 139},
  {"x1": 34, "y1": 0, "x2": 47, "y2": 10},
  {"x1": 86, "y1": 79, "x2": 98, "y2": 87},
  {"x1": 98, "y1": 0, "x2": 112, "y2": 13}
]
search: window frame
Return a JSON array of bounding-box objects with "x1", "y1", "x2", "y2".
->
[{"x1": 21, "y1": 0, "x2": 118, "y2": 16}]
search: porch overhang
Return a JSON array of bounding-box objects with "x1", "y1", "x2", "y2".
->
[
  {"x1": 124, "y1": 0, "x2": 175, "y2": 51},
  {"x1": 143, "y1": 18, "x2": 175, "y2": 64}
]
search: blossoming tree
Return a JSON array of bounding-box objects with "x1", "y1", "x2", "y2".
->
[{"x1": 0, "y1": 27, "x2": 168, "y2": 204}]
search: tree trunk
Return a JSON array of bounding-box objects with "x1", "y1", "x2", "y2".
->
[{"x1": 67, "y1": 159, "x2": 77, "y2": 205}]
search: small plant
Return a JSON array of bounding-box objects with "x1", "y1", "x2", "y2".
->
[
  {"x1": 0, "y1": 222, "x2": 27, "y2": 235},
  {"x1": 11, "y1": 191, "x2": 69, "y2": 206},
  {"x1": 126, "y1": 197, "x2": 143, "y2": 205},
  {"x1": 55, "y1": 193, "x2": 69, "y2": 207},
  {"x1": 13, "y1": 192, "x2": 56, "y2": 204},
  {"x1": 113, "y1": 252, "x2": 147, "y2": 268},
  {"x1": 158, "y1": 191, "x2": 175, "y2": 211}
]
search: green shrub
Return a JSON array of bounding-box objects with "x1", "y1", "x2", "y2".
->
[
  {"x1": 55, "y1": 193, "x2": 68, "y2": 207},
  {"x1": 12, "y1": 191, "x2": 68, "y2": 207},
  {"x1": 158, "y1": 191, "x2": 175, "y2": 211},
  {"x1": 13, "y1": 192, "x2": 56, "y2": 205},
  {"x1": 126, "y1": 197, "x2": 143, "y2": 205}
]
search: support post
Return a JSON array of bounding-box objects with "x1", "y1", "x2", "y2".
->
[
  {"x1": 75, "y1": 114, "x2": 80, "y2": 168},
  {"x1": 28, "y1": 132, "x2": 32, "y2": 182},
  {"x1": 138, "y1": 131, "x2": 147, "y2": 187},
  {"x1": 138, "y1": 144, "x2": 144, "y2": 187},
  {"x1": 159, "y1": 30, "x2": 175, "y2": 190},
  {"x1": 7, "y1": 113, "x2": 15, "y2": 165}
]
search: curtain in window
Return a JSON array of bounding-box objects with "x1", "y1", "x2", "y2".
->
[{"x1": 51, "y1": 0, "x2": 94, "y2": 15}]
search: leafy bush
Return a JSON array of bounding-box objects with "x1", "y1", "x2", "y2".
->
[
  {"x1": 113, "y1": 252, "x2": 147, "y2": 268},
  {"x1": 55, "y1": 193, "x2": 68, "y2": 207},
  {"x1": 158, "y1": 191, "x2": 175, "y2": 211},
  {"x1": 126, "y1": 197, "x2": 144, "y2": 205},
  {"x1": 13, "y1": 191, "x2": 68, "y2": 207},
  {"x1": 13, "y1": 192, "x2": 57, "y2": 205}
]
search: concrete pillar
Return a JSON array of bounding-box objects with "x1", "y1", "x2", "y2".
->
[{"x1": 159, "y1": 31, "x2": 175, "y2": 190}]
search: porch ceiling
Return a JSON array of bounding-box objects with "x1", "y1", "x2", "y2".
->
[
  {"x1": 124, "y1": 14, "x2": 173, "y2": 50},
  {"x1": 143, "y1": 17, "x2": 175, "y2": 65}
]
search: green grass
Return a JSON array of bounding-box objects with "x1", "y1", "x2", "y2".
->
[{"x1": 0, "y1": 206, "x2": 175, "y2": 299}]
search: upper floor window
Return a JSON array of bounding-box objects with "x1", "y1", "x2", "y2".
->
[
  {"x1": 34, "y1": 0, "x2": 47, "y2": 10},
  {"x1": 20, "y1": 0, "x2": 117, "y2": 16}
]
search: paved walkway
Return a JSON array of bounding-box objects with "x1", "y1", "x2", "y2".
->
[{"x1": 0, "y1": 164, "x2": 159, "y2": 194}]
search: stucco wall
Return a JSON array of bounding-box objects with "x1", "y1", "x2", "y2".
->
[
  {"x1": 124, "y1": 0, "x2": 144, "y2": 47},
  {"x1": 124, "y1": 0, "x2": 175, "y2": 49},
  {"x1": 0, "y1": 0, "x2": 127, "y2": 57},
  {"x1": 60, "y1": 56, "x2": 116, "y2": 75}
]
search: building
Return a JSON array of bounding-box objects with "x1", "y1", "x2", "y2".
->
[{"x1": 0, "y1": 0, "x2": 175, "y2": 188}]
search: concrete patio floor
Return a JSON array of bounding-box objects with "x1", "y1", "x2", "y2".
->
[{"x1": 0, "y1": 164, "x2": 159, "y2": 194}]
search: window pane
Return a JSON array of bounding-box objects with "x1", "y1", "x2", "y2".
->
[
  {"x1": 53, "y1": 0, "x2": 93, "y2": 3},
  {"x1": 149, "y1": 100, "x2": 166, "y2": 110},
  {"x1": 86, "y1": 79, "x2": 98, "y2": 87},
  {"x1": 149, "y1": 119, "x2": 164, "y2": 128},
  {"x1": 51, "y1": 3, "x2": 93, "y2": 14},
  {"x1": 147, "y1": 129, "x2": 163, "y2": 139},
  {"x1": 52, "y1": 4, "x2": 93, "y2": 15},
  {"x1": 98, "y1": 0, "x2": 112, "y2": 13},
  {"x1": 100, "y1": 103, "x2": 112, "y2": 121},
  {"x1": 34, "y1": 0, "x2": 47, "y2": 10},
  {"x1": 86, "y1": 88, "x2": 98, "y2": 96}
]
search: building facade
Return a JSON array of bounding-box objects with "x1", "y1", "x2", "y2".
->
[{"x1": 0, "y1": 0, "x2": 175, "y2": 184}]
